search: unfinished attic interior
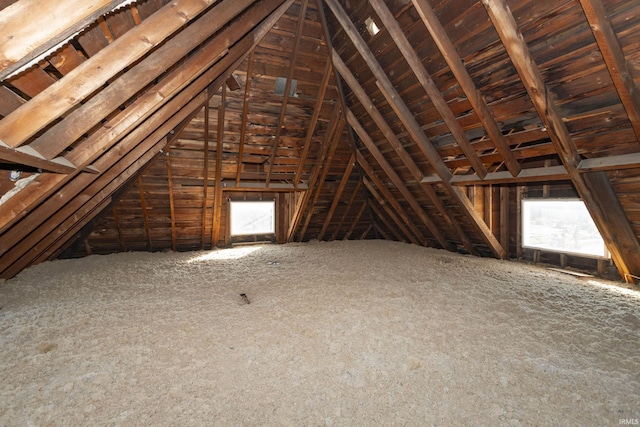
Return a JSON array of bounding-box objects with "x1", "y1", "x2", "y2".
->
[{"x1": 0, "y1": 0, "x2": 639, "y2": 424}]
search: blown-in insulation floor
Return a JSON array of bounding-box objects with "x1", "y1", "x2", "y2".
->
[{"x1": 1, "y1": 240, "x2": 639, "y2": 425}]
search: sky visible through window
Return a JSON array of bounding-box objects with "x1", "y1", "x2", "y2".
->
[
  {"x1": 230, "y1": 201, "x2": 275, "y2": 236},
  {"x1": 522, "y1": 199, "x2": 609, "y2": 258}
]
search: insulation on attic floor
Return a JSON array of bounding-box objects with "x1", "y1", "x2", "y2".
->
[{"x1": 0, "y1": 240, "x2": 639, "y2": 425}]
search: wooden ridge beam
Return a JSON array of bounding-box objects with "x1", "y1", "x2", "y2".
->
[
  {"x1": 410, "y1": 0, "x2": 521, "y2": 177},
  {"x1": 482, "y1": 0, "x2": 640, "y2": 281},
  {"x1": 0, "y1": 0, "x2": 224, "y2": 148},
  {"x1": 327, "y1": 0, "x2": 507, "y2": 259},
  {"x1": 369, "y1": 0, "x2": 488, "y2": 178},
  {"x1": 579, "y1": 0, "x2": 640, "y2": 143},
  {"x1": 266, "y1": 0, "x2": 308, "y2": 186},
  {"x1": 318, "y1": 152, "x2": 355, "y2": 241}
]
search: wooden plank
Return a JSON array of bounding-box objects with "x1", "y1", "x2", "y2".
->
[
  {"x1": 294, "y1": 58, "x2": 332, "y2": 188},
  {"x1": 0, "y1": 141, "x2": 77, "y2": 173},
  {"x1": 212, "y1": 85, "x2": 226, "y2": 247},
  {"x1": 421, "y1": 165, "x2": 569, "y2": 185},
  {"x1": 287, "y1": 103, "x2": 341, "y2": 241},
  {"x1": 167, "y1": 148, "x2": 177, "y2": 252},
  {"x1": 410, "y1": 0, "x2": 521, "y2": 177},
  {"x1": 363, "y1": 177, "x2": 420, "y2": 245},
  {"x1": 482, "y1": 0, "x2": 640, "y2": 281},
  {"x1": 579, "y1": 0, "x2": 640, "y2": 143},
  {"x1": 369, "y1": 0, "x2": 488, "y2": 178},
  {"x1": 0, "y1": 0, "x2": 129, "y2": 79},
  {"x1": 0, "y1": 0, "x2": 223, "y2": 148},
  {"x1": 298, "y1": 118, "x2": 344, "y2": 241},
  {"x1": 330, "y1": 180, "x2": 361, "y2": 241},
  {"x1": 112, "y1": 205, "x2": 126, "y2": 252},
  {"x1": 137, "y1": 176, "x2": 152, "y2": 251},
  {"x1": 318, "y1": 152, "x2": 354, "y2": 240},
  {"x1": 30, "y1": 0, "x2": 254, "y2": 160},
  {"x1": 347, "y1": 109, "x2": 448, "y2": 247},
  {"x1": 202, "y1": 98, "x2": 210, "y2": 249},
  {"x1": 578, "y1": 152, "x2": 640, "y2": 172},
  {"x1": 345, "y1": 201, "x2": 368, "y2": 240},
  {"x1": 500, "y1": 185, "x2": 509, "y2": 253},
  {"x1": 236, "y1": 50, "x2": 255, "y2": 186},
  {"x1": 266, "y1": 0, "x2": 308, "y2": 186}
]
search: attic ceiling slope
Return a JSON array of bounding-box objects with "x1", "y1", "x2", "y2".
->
[{"x1": 0, "y1": 0, "x2": 308, "y2": 278}]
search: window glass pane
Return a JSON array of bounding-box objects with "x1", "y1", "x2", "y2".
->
[
  {"x1": 230, "y1": 201, "x2": 275, "y2": 236},
  {"x1": 522, "y1": 199, "x2": 608, "y2": 258}
]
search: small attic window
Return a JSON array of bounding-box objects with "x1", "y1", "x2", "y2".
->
[
  {"x1": 365, "y1": 16, "x2": 380, "y2": 36},
  {"x1": 275, "y1": 77, "x2": 298, "y2": 97},
  {"x1": 230, "y1": 201, "x2": 275, "y2": 236},
  {"x1": 522, "y1": 199, "x2": 609, "y2": 258}
]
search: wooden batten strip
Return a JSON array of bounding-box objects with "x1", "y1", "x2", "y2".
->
[
  {"x1": 136, "y1": 176, "x2": 152, "y2": 251},
  {"x1": 266, "y1": 0, "x2": 309, "y2": 186},
  {"x1": 579, "y1": 0, "x2": 640, "y2": 142},
  {"x1": 318, "y1": 152, "x2": 355, "y2": 240},
  {"x1": 112, "y1": 206, "x2": 126, "y2": 252},
  {"x1": 421, "y1": 165, "x2": 570, "y2": 185},
  {"x1": 369, "y1": 0, "x2": 488, "y2": 178},
  {"x1": 482, "y1": 0, "x2": 640, "y2": 280},
  {"x1": 0, "y1": 141, "x2": 76, "y2": 173},
  {"x1": 167, "y1": 148, "x2": 177, "y2": 252},
  {"x1": 410, "y1": 0, "x2": 521, "y2": 177}
]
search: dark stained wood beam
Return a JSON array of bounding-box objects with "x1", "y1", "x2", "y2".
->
[
  {"x1": 202, "y1": 97, "x2": 211, "y2": 249},
  {"x1": 482, "y1": 0, "x2": 640, "y2": 282},
  {"x1": 0, "y1": 0, "x2": 227, "y2": 148},
  {"x1": 167, "y1": 148, "x2": 177, "y2": 252},
  {"x1": 287, "y1": 103, "x2": 341, "y2": 241},
  {"x1": 0, "y1": 142, "x2": 76, "y2": 173},
  {"x1": 266, "y1": 0, "x2": 308, "y2": 186},
  {"x1": 326, "y1": 0, "x2": 506, "y2": 258},
  {"x1": 294, "y1": 58, "x2": 333, "y2": 188},
  {"x1": 410, "y1": 0, "x2": 521, "y2": 177},
  {"x1": 358, "y1": 153, "x2": 425, "y2": 246},
  {"x1": 347, "y1": 110, "x2": 450, "y2": 249},
  {"x1": 298, "y1": 118, "x2": 345, "y2": 241},
  {"x1": 236, "y1": 50, "x2": 255, "y2": 186},
  {"x1": 345, "y1": 201, "x2": 368, "y2": 240},
  {"x1": 369, "y1": 0, "x2": 488, "y2": 178},
  {"x1": 330, "y1": 180, "x2": 362, "y2": 241},
  {"x1": 137, "y1": 176, "x2": 152, "y2": 251},
  {"x1": 318, "y1": 152, "x2": 355, "y2": 241},
  {"x1": 212, "y1": 85, "x2": 226, "y2": 247},
  {"x1": 0, "y1": 0, "x2": 132, "y2": 80},
  {"x1": 421, "y1": 165, "x2": 570, "y2": 185},
  {"x1": 579, "y1": 0, "x2": 640, "y2": 143}
]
